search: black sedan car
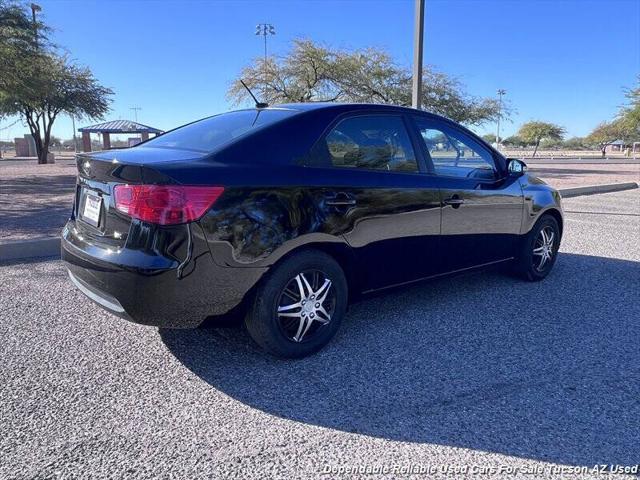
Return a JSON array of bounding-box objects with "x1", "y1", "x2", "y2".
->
[{"x1": 62, "y1": 103, "x2": 563, "y2": 358}]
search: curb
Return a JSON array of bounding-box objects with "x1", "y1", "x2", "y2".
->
[
  {"x1": 1, "y1": 182, "x2": 638, "y2": 262},
  {"x1": 0, "y1": 237, "x2": 60, "y2": 262},
  {"x1": 558, "y1": 182, "x2": 639, "y2": 198}
]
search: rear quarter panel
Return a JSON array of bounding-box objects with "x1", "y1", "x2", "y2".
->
[{"x1": 198, "y1": 165, "x2": 356, "y2": 268}]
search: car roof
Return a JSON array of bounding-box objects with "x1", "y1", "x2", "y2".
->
[
  {"x1": 257, "y1": 102, "x2": 458, "y2": 125},
  {"x1": 266, "y1": 102, "x2": 419, "y2": 114}
]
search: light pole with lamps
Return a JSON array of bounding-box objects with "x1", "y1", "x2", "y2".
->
[
  {"x1": 255, "y1": 23, "x2": 276, "y2": 64},
  {"x1": 255, "y1": 23, "x2": 276, "y2": 97}
]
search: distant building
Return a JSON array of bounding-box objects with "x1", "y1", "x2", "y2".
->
[
  {"x1": 605, "y1": 139, "x2": 626, "y2": 153},
  {"x1": 78, "y1": 120, "x2": 163, "y2": 152},
  {"x1": 13, "y1": 134, "x2": 37, "y2": 157}
]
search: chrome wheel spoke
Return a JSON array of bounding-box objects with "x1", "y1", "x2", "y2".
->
[
  {"x1": 547, "y1": 231, "x2": 555, "y2": 247},
  {"x1": 277, "y1": 302, "x2": 301, "y2": 313},
  {"x1": 292, "y1": 315, "x2": 306, "y2": 342},
  {"x1": 300, "y1": 273, "x2": 313, "y2": 297},
  {"x1": 293, "y1": 315, "x2": 313, "y2": 342},
  {"x1": 539, "y1": 252, "x2": 548, "y2": 269},
  {"x1": 315, "y1": 279, "x2": 332, "y2": 303},
  {"x1": 533, "y1": 246, "x2": 544, "y2": 255},
  {"x1": 278, "y1": 311, "x2": 301, "y2": 318},
  {"x1": 294, "y1": 274, "x2": 306, "y2": 299},
  {"x1": 315, "y1": 306, "x2": 331, "y2": 324}
]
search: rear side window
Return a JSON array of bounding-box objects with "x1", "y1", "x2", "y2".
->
[
  {"x1": 324, "y1": 116, "x2": 418, "y2": 172},
  {"x1": 142, "y1": 109, "x2": 296, "y2": 153}
]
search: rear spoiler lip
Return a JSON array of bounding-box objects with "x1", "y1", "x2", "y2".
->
[{"x1": 75, "y1": 146, "x2": 207, "y2": 165}]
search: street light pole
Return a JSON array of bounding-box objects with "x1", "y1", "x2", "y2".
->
[
  {"x1": 71, "y1": 114, "x2": 77, "y2": 153},
  {"x1": 255, "y1": 23, "x2": 276, "y2": 97},
  {"x1": 130, "y1": 107, "x2": 142, "y2": 140},
  {"x1": 30, "y1": 3, "x2": 41, "y2": 47},
  {"x1": 412, "y1": 0, "x2": 425, "y2": 109},
  {"x1": 496, "y1": 89, "x2": 506, "y2": 149},
  {"x1": 130, "y1": 107, "x2": 142, "y2": 123}
]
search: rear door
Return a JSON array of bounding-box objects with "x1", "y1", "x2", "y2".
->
[
  {"x1": 410, "y1": 115, "x2": 523, "y2": 272},
  {"x1": 307, "y1": 113, "x2": 441, "y2": 291}
]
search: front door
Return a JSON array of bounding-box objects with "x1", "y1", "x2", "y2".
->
[
  {"x1": 411, "y1": 116, "x2": 524, "y2": 272},
  {"x1": 309, "y1": 113, "x2": 442, "y2": 291}
]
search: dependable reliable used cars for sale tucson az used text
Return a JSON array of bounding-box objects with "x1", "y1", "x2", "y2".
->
[{"x1": 62, "y1": 103, "x2": 564, "y2": 358}]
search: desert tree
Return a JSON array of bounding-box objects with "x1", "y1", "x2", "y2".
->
[
  {"x1": 517, "y1": 121, "x2": 566, "y2": 157},
  {"x1": 561, "y1": 137, "x2": 588, "y2": 150},
  {"x1": 228, "y1": 39, "x2": 507, "y2": 127},
  {"x1": 585, "y1": 76, "x2": 640, "y2": 156},
  {"x1": 0, "y1": 2, "x2": 112, "y2": 163},
  {"x1": 502, "y1": 135, "x2": 525, "y2": 147},
  {"x1": 481, "y1": 133, "x2": 500, "y2": 144},
  {"x1": 586, "y1": 121, "x2": 625, "y2": 157},
  {"x1": 618, "y1": 75, "x2": 639, "y2": 135}
]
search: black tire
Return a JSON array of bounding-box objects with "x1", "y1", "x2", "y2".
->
[
  {"x1": 244, "y1": 250, "x2": 348, "y2": 359},
  {"x1": 514, "y1": 214, "x2": 561, "y2": 281}
]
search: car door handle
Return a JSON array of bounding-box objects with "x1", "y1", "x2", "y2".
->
[
  {"x1": 325, "y1": 193, "x2": 357, "y2": 207},
  {"x1": 327, "y1": 199, "x2": 356, "y2": 206},
  {"x1": 443, "y1": 196, "x2": 464, "y2": 207}
]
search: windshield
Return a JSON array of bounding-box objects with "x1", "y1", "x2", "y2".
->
[{"x1": 142, "y1": 109, "x2": 297, "y2": 153}]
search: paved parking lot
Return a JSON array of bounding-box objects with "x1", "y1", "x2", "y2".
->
[{"x1": 1, "y1": 190, "x2": 639, "y2": 479}]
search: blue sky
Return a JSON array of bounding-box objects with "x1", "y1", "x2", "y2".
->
[{"x1": 3, "y1": 0, "x2": 639, "y2": 142}]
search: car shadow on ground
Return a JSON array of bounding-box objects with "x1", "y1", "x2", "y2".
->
[{"x1": 160, "y1": 253, "x2": 640, "y2": 467}]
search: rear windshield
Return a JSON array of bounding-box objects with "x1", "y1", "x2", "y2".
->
[{"x1": 142, "y1": 109, "x2": 297, "y2": 153}]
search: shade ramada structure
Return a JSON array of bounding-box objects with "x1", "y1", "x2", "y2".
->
[{"x1": 78, "y1": 120, "x2": 163, "y2": 152}]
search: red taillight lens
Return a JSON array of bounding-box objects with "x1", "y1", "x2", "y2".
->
[{"x1": 113, "y1": 185, "x2": 224, "y2": 225}]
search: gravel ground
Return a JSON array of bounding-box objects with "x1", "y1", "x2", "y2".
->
[
  {"x1": 0, "y1": 190, "x2": 639, "y2": 478},
  {"x1": 0, "y1": 161, "x2": 76, "y2": 241},
  {"x1": 0, "y1": 159, "x2": 638, "y2": 242},
  {"x1": 527, "y1": 163, "x2": 639, "y2": 189}
]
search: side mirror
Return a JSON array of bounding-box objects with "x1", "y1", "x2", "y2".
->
[{"x1": 508, "y1": 158, "x2": 527, "y2": 176}]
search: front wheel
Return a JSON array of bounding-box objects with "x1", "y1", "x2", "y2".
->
[
  {"x1": 514, "y1": 214, "x2": 561, "y2": 281},
  {"x1": 245, "y1": 250, "x2": 348, "y2": 358}
]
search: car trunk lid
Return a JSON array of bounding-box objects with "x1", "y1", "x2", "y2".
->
[{"x1": 71, "y1": 148, "x2": 208, "y2": 248}]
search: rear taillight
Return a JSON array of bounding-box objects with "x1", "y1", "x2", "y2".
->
[{"x1": 113, "y1": 185, "x2": 224, "y2": 225}]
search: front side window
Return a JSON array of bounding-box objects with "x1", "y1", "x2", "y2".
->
[
  {"x1": 324, "y1": 116, "x2": 418, "y2": 172},
  {"x1": 414, "y1": 117, "x2": 496, "y2": 179}
]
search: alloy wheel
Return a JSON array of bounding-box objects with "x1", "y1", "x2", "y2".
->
[
  {"x1": 276, "y1": 270, "x2": 336, "y2": 343},
  {"x1": 532, "y1": 226, "x2": 555, "y2": 272}
]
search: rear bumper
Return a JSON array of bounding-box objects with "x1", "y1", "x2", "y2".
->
[
  {"x1": 61, "y1": 220, "x2": 267, "y2": 328},
  {"x1": 67, "y1": 269, "x2": 130, "y2": 319}
]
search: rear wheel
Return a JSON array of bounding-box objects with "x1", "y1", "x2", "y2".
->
[
  {"x1": 245, "y1": 250, "x2": 348, "y2": 358},
  {"x1": 514, "y1": 214, "x2": 561, "y2": 281}
]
